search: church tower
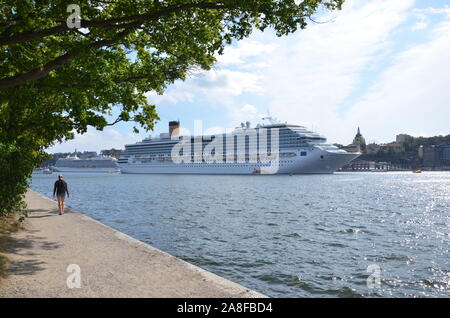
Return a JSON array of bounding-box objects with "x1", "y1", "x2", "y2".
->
[{"x1": 352, "y1": 127, "x2": 366, "y2": 153}]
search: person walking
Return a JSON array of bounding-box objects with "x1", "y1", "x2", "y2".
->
[{"x1": 53, "y1": 174, "x2": 69, "y2": 215}]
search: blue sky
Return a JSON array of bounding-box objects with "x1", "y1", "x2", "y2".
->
[{"x1": 50, "y1": 0, "x2": 450, "y2": 153}]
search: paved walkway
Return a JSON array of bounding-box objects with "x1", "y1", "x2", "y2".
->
[{"x1": 0, "y1": 190, "x2": 265, "y2": 298}]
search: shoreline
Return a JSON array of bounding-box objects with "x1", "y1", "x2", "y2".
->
[{"x1": 0, "y1": 190, "x2": 265, "y2": 298}]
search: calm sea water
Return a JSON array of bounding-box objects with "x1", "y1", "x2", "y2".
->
[{"x1": 31, "y1": 172, "x2": 449, "y2": 297}]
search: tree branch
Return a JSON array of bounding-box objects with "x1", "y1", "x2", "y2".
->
[
  {"x1": 0, "y1": 2, "x2": 234, "y2": 89},
  {"x1": 0, "y1": 2, "x2": 231, "y2": 47},
  {"x1": 0, "y1": 29, "x2": 133, "y2": 90},
  {"x1": 0, "y1": 24, "x2": 67, "y2": 46},
  {"x1": 0, "y1": 20, "x2": 17, "y2": 28},
  {"x1": 105, "y1": 116, "x2": 124, "y2": 126}
]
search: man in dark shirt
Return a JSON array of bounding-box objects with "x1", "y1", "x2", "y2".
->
[{"x1": 53, "y1": 174, "x2": 69, "y2": 215}]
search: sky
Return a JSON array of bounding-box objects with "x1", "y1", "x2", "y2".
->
[{"x1": 49, "y1": 0, "x2": 450, "y2": 153}]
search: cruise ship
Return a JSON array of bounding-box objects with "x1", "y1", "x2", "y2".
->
[
  {"x1": 53, "y1": 155, "x2": 120, "y2": 173},
  {"x1": 118, "y1": 118, "x2": 360, "y2": 174}
]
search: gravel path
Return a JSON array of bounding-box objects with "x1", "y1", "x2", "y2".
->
[{"x1": 0, "y1": 190, "x2": 265, "y2": 298}]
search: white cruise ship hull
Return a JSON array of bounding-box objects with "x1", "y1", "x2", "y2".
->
[
  {"x1": 52, "y1": 167, "x2": 120, "y2": 173},
  {"x1": 120, "y1": 149, "x2": 359, "y2": 175}
]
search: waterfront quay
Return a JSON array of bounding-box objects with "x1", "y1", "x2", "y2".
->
[
  {"x1": 0, "y1": 190, "x2": 265, "y2": 298},
  {"x1": 339, "y1": 160, "x2": 412, "y2": 172}
]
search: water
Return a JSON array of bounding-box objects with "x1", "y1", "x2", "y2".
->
[{"x1": 31, "y1": 172, "x2": 450, "y2": 297}]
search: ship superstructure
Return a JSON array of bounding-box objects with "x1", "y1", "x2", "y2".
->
[{"x1": 53, "y1": 155, "x2": 120, "y2": 173}]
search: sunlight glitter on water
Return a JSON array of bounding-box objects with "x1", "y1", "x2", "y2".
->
[{"x1": 31, "y1": 171, "x2": 450, "y2": 297}]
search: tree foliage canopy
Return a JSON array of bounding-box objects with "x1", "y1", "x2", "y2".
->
[
  {"x1": 1, "y1": 0, "x2": 343, "y2": 135},
  {"x1": 0, "y1": 0, "x2": 344, "y2": 216}
]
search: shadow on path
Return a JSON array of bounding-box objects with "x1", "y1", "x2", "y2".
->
[
  {"x1": 0, "y1": 254, "x2": 8, "y2": 279},
  {"x1": 1, "y1": 219, "x2": 62, "y2": 277},
  {"x1": 28, "y1": 208, "x2": 60, "y2": 219},
  {"x1": 6, "y1": 259, "x2": 47, "y2": 276}
]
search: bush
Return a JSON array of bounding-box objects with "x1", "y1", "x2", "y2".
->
[{"x1": 0, "y1": 142, "x2": 49, "y2": 219}]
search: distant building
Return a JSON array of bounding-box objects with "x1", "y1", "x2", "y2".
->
[
  {"x1": 423, "y1": 145, "x2": 440, "y2": 168},
  {"x1": 441, "y1": 145, "x2": 450, "y2": 166},
  {"x1": 396, "y1": 134, "x2": 411, "y2": 144},
  {"x1": 421, "y1": 144, "x2": 450, "y2": 168},
  {"x1": 340, "y1": 160, "x2": 400, "y2": 171},
  {"x1": 366, "y1": 143, "x2": 381, "y2": 155},
  {"x1": 101, "y1": 148, "x2": 123, "y2": 159},
  {"x1": 383, "y1": 142, "x2": 404, "y2": 153},
  {"x1": 418, "y1": 145, "x2": 424, "y2": 159},
  {"x1": 77, "y1": 151, "x2": 97, "y2": 159}
]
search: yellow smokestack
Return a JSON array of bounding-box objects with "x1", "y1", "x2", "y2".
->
[{"x1": 169, "y1": 120, "x2": 180, "y2": 137}]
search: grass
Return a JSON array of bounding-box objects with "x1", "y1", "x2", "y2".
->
[{"x1": 0, "y1": 215, "x2": 22, "y2": 287}]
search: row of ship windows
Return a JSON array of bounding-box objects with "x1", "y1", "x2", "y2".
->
[
  {"x1": 120, "y1": 159, "x2": 299, "y2": 165},
  {"x1": 125, "y1": 150, "x2": 308, "y2": 155},
  {"x1": 141, "y1": 133, "x2": 312, "y2": 143},
  {"x1": 131, "y1": 138, "x2": 304, "y2": 146},
  {"x1": 127, "y1": 139, "x2": 310, "y2": 150},
  {"x1": 127, "y1": 145, "x2": 303, "y2": 153},
  {"x1": 119, "y1": 151, "x2": 308, "y2": 161},
  {"x1": 137, "y1": 134, "x2": 317, "y2": 145},
  {"x1": 124, "y1": 162, "x2": 297, "y2": 167}
]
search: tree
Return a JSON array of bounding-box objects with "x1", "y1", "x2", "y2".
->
[{"x1": 0, "y1": 0, "x2": 344, "y2": 216}]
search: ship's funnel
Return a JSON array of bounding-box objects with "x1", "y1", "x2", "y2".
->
[{"x1": 169, "y1": 120, "x2": 180, "y2": 137}]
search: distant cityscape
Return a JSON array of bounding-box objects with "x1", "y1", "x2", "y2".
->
[
  {"x1": 43, "y1": 129, "x2": 450, "y2": 171},
  {"x1": 336, "y1": 128, "x2": 450, "y2": 171}
]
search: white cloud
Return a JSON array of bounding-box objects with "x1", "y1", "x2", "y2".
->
[
  {"x1": 217, "y1": 40, "x2": 276, "y2": 66},
  {"x1": 346, "y1": 20, "x2": 450, "y2": 141},
  {"x1": 150, "y1": 0, "x2": 450, "y2": 144},
  {"x1": 413, "y1": 6, "x2": 450, "y2": 17},
  {"x1": 412, "y1": 21, "x2": 428, "y2": 30},
  {"x1": 146, "y1": 90, "x2": 195, "y2": 105},
  {"x1": 147, "y1": 68, "x2": 264, "y2": 108},
  {"x1": 254, "y1": 0, "x2": 449, "y2": 144},
  {"x1": 192, "y1": 70, "x2": 264, "y2": 96},
  {"x1": 203, "y1": 125, "x2": 228, "y2": 135},
  {"x1": 48, "y1": 128, "x2": 141, "y2": 153},
  {"x1": 228, "y1": 103, "x2": 260, "y2": 124},
  {"x1": 254, "y1": 0, "x2": 418, "y2": 143},
  {"x1": 411, "y1": 5, "x2": 450, "y2": 31},
  {"x1": 144, "y1": 38, "x2": 274, "y2": 122}
]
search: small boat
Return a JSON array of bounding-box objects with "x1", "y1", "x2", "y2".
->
[
  {"x1": 252, "y1": 168, "x2": 261, "y2": 174},
  {"x1": 43, "y1": 168, "x2": 53, "y2": 174},
  {"x1": 412, "y1": 169, "x2": 422, "y2": 173}
]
